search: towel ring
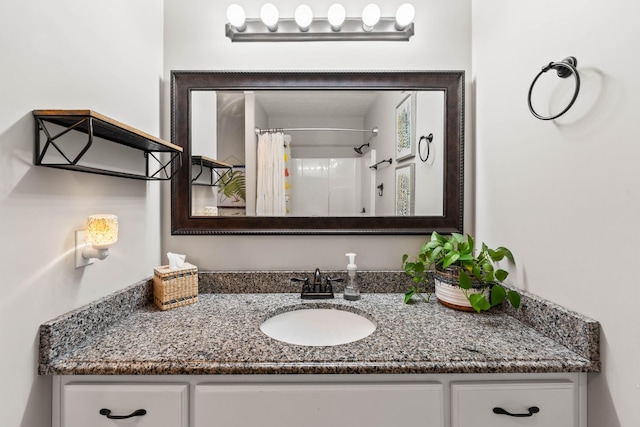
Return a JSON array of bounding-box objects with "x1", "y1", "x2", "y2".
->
[
  {"x1": 528, "y1": 56, "x2": 580, "y2": 120},
  {"x1": 418, "y1": 133, "x2": 433, "y2": 162}
]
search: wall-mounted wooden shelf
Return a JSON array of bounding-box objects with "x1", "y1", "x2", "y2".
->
[
  {"x1": 33, "y1": 109, "x2": 183, "y2": 180},
  {"x1": 191, "y1": 155, "x2": 232, "y2": 186}
]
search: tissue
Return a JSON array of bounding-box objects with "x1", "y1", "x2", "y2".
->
[{"x1": 167, "y1": 252, "x2": 186, "y2": 269}]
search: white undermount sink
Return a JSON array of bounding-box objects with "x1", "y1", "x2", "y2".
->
[{"x1": 259, "y1": 307, "x2": 376, "y2": 346}]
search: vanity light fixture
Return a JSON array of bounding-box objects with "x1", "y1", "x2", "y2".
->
[
  {"x1": 226, "y1": 4, "x2": 246, "y2": 32},
  {"x1": 294, "y1": 4, "x2": 313, "y2": 32},
  {"x1": 260, "y1": 3, "x2": 279, "y2": 32},
  {"x1": 395, "y1": 3, "x2": 415, "y2": 30},
  {"x1": 327, "y1": 3, "x2": 346, "y2": 31},
  {"x1": 225, "y1": 3, "x2": 415, "y2": 42},
  {"x1": 362, "y1": 3, "x2": 381, "y2": 32},
  {"x1": 75, "y1": 214, "x2": 118, "y2": 268}
]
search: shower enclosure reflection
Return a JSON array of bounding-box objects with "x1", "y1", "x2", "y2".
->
[{"x1": 190, "y1": 90, "x2": 445, "y2": 218}]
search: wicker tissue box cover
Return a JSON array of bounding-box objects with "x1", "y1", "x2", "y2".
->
[{"x1": 153, "y1": 263, "x2": 198, "y2": 310}]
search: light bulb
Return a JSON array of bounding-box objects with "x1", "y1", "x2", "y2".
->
[
  {"x1": 226, "y1": 4, "x2": 246, "y2": 31},
  {"x1": 260, "y1": 3, "x2": 279, "y2": 32},
  {"x1": 362, "y1": 3, "x2": 381, "y2": 32},
  {"x1": 327, "y1": 4, "x2": 346, "y2": 31},
  {"x1": 395, "y1": 3, "x2": 415, "y2": 30},
  {"x1": 294, "y1": 5, "x2": 313, "y2": 32}
]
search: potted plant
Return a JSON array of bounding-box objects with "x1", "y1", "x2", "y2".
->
[{"x1": 402, "y1": 232, "x2": 521, "y2": 313}]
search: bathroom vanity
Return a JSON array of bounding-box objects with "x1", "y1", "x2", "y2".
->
[{"x1": 40, "y1": 272, "x2": 599, "y2": 427}]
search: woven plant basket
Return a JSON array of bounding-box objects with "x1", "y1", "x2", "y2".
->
[
  {"x1": 433, "y1": 266, "x2": 489, "y2": 312},
  {"x1": 153, "y1": 263, "x2": 198, "y2": 310}
]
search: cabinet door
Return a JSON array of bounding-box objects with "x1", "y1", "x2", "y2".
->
[
  {"x1": 195, "y1": 383, "x2": 444, "y2": 427},
  {"x1": 62, "y1": 383, "x2": 188, "y2": 427},
  {"x1": 451, "y1": 381, "x2": 576, "y2": 427}
]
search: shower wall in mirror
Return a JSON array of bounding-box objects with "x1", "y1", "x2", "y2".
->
[{"x1": 171, "y1": 71, "x2": 464, "y2": 235}]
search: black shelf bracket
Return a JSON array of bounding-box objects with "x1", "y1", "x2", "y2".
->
[
  {"x1": 191, "y1": 156, "x2": 233, "y2": 186},
  {"x1": 33, "y1": 110, "x2": 183, "y2": 181}
]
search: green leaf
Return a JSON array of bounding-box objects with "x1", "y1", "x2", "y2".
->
[
  {"x1": 431, "y1": 231, "x2": 445, "y2": 243},
  {"x1": 442, "y1": 252, "x2": 460, "y2": 269},
  {"x1": 402, "y1": 254, "x2": 409, "y2": 264},
  {"x1": 495, "y1": 269, "x2": 509, "y2": 282},
  {"x1": 507, "y1": 290, "x2": 521, "y2": 308},
  {"x1": 458, "y1": 253, "x2": 474, "y2": 261},
  {"x1": 459, "y1": 270, "x2": 472, "y2": 289},
  {"x1": 451, "y1": 233, "x2": 464, "y2": 243},
  {"x1": 424, "y1": 240, "x2": 441, "y2": 250},
  {"x1": 404, "y1": 289, "x2": 415, "y2": 304},
  {"x1": 490, "y1": 285, "x2": 506, "y2": 306},
  {"x1": 467, "y1": 235, "x2": 475, "y2": 252},
  {"x1": 497, "y1": 247, "x2": 515, "y2": 263},
  {"x1": 468, "y1": 293, "x2": 491, "y2": 313},
  {"x1": 430, "y1": 246, "x2": 443, "y2": 261}
]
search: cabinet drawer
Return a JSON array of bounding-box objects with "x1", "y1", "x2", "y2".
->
[
  {"x1": 62, "y1": 383, "x2": 188, "y2": 427},
  {"x1": 196, "y1": 382, "x2": 444, "y2": 427},
  {"x1": 451, "y1": 381, "x2": 576, "y2": 427}
]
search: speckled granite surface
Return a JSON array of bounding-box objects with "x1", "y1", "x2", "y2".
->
[
  {"x1": 39, "y1": 271, "x2": 600, "y2": 375},
  {"x1": 197, "y1": 270, "x2": 411, "y2": 294}
]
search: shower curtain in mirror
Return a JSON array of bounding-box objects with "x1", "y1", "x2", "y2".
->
[
  {"x1": 257, "y1": 131, "x2": 287, "y2": 216},
  {"x1": 284, "y1": 135, "x2": 292, "y2": 215}
]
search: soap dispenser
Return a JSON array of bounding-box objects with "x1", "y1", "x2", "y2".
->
[{"x1": 344, "y1": 253, "x2": 361, "y2": 301}]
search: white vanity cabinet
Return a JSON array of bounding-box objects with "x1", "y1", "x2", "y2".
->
[
  {"x1": 195, "y1": 383, "x2": 444, "y2": 427},
  {"x1": 58, "y1": 383, "x2": 188, "y2": 427},
  {"x1": 52, "y1": 373, "x2": 587, "y2": 427},
  {"x1": 451, "y1": 381, "x2": 579, "y2": 427}
]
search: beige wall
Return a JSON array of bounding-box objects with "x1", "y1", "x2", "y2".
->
[
  {"x1": 472, "y1": 1, "x2": 640, "y2": 425},
  {"x1": 0, "y1": 1, "x2": 164, "y2": 426}
]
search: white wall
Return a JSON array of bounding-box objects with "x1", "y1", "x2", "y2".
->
[
  {"x1": 0, "y1": 1, "x2": 164, "y2": 426},
  {"x1": 162, "y1": 0, "x2": 472, "y2": 271},
  {"x1": 472, "y1": 1, "x2": 640, "y2": 425}
]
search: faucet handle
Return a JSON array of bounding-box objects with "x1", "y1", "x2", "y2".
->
[
  {"x1": 291, "y1": 277, "x2": 310, "y2": 293},
  {"x1": 325, "y1": 277, "x2": 343, "y2": 293}
]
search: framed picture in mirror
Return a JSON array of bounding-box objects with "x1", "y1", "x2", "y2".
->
[
  {"x1": 217, "y1": 165, "x2": 246, "y2": 210},
  {"x1": 395, "y1": 163, "x2": 415, "y2": 216},
  {"x1": 395, "y1": 93, "x2": 416, "y2": 162}
]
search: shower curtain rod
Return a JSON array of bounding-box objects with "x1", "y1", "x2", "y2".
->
[{"x1": 255, "y1": 127, "x2": 378, "y2": 135}]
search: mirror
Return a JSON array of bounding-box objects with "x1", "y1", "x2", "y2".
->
[{"x1": 171, "y1": 71, "x2": 464, "y2": 235}]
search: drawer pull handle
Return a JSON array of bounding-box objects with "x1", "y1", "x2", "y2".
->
[
  {"x1": 493, "y1": 406, "x2": 540, "y2": 417},
  {"x1": 99, "y1": 408, "x2": 147, "y2": 419}
]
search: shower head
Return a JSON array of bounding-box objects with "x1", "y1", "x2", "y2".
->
[{"x1": 354, "y1": 142, "x2": 370, "y2": 155}]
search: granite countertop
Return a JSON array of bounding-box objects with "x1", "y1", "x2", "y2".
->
[{"x1": 39, "y1": 271, "x2": 600, "y2": 376}]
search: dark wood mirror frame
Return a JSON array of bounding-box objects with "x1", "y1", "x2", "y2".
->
[{"x1": 171, "y1": 70, "x2": 464, "y2": 235}]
